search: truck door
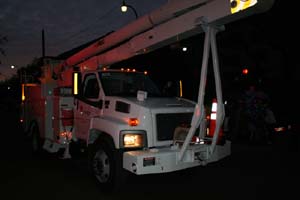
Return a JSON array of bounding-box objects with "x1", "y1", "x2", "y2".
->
[{"x1": 74, "y1": 73, "x2": 103, "y2": 140}]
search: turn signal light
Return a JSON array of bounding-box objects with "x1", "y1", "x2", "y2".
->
[{"x1": 128, "y1": 118, "x2": 139, "y2": 126}]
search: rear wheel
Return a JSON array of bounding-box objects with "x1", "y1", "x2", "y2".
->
[{"x1": 30, "y1": 124, "x2": 43, "y2": 156}]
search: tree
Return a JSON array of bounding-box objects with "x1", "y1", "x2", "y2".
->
[{"x1": 0, "y1": 34, "x2": 8, "y2": 64}]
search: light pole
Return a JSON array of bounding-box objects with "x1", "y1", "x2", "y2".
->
[
  {"x1": 121, "y1": 0, "x2": 138, "y2": 19},
  {"x1": 10, "y1": 65, "x2": 20, "y2": 79},
  {"x1": 10, "y1": 65, "x2": 26, "y2": 84}
]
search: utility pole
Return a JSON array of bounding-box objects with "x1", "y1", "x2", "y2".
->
[{"x1": 42, "y1": 29, "x2": 45, "y2": 58}]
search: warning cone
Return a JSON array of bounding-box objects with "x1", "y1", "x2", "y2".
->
[{"x1": 207, "y1": 98, "x2": 224, "y2": 144}]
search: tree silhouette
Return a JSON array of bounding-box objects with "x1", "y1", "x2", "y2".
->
[{"x1": 0, "y1": 35, "x2": 8, "y2": 64}]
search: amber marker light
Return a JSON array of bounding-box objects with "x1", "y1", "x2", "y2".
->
[
  {"x1": 128, "y1": 118, "x2": 139, "y2": 126},
  {"x1": 230, "y1": 0, "x2": 258, "y2": 14},
  {"x1": 179, "y1": 80, "x2": 183, "y2": 97},
  {"x1": 21, "y1": 84, "x2": 25, "y2": 101},
  {"x1": 73, "y1": 72, "x2": 78, "y2": 95}
]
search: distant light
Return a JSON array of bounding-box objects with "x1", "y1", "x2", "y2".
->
[
  {"x1": 182, "y1": 47, "x2": 187, "y2": 52},
  {"x1": 11, "y1": 65, "x2": 15, "y2": 69},
  {"x1": 179, "y1": 80, "x2": 183, "y2": 97},
  {"x1": 22, "y1": 84, "x2": 25, "y2": 101},
  {"x1": 242, "y1": 68, "x2": 248, "y2": 75}
]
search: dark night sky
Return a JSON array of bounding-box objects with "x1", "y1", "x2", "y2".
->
[
  {"x1": 0, "y1": 0, "x2": 297, "y2": 104},
  {"x1": 0, "y1": 0, "x2": 167, "y2": 79}
]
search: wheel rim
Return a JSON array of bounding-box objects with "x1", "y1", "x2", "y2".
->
[{"x1": 93, "y1": 149, "x2": 110, "y2": 183}]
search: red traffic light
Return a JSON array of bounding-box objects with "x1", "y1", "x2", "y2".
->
[{"x1": 242, "y1": 68, "x2": 248, "y2": 75}]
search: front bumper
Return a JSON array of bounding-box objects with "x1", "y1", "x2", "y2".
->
[{"x1": 123, "y1": 140, "x2": 231, "y2": 175}]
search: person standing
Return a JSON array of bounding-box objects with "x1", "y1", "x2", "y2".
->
[{"x1": 242, "y1": 83, "x2": 274, "y2": 144}]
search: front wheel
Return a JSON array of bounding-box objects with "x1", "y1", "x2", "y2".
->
[
  {"x1": 93, "y1": 146, "x2": 111, "y2": 184},
  {"x1": 89, "y1": 141, "x2": 128, "y2": 192}
]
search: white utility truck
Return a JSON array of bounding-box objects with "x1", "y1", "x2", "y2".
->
[{"x1": 20, "y1": 0, "x2": 275, "y2": 191}]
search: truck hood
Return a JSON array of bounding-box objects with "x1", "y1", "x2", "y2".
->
[{"x1": 124, "y1": 97, "x2": 196, "y2": 109}]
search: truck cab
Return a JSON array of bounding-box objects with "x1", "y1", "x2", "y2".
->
[
  {"x1": 67, "y1": 68, "x2": 230, "y2": 191},
  {"x1": 70, "y1": 68, "x2": 208, "y2": 190},
  {"x1": 74, "y1": 68, "x2": 197, "y2": 148}
]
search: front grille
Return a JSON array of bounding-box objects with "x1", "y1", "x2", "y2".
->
[{"x1": 156, "y1": 113, "x2": 193, "y2": 141}]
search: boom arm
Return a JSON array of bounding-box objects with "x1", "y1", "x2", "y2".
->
[
  {"x1": 55, "y1": 0, "x2": 274, "y2": 74},
  {"x1": 54, "y1": 0, "x2": 211, "y2": 74}
]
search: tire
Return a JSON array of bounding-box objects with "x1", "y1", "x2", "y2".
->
[
  {"x1": 88, "y1": 139, "x2": 128, "y2": 193},
  {"x1": 30, "y1": 124, "x2": 43, "y2": 156}
]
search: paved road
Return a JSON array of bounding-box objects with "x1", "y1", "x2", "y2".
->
[{"x1": 1, "y1": 100, "x2": 299, "y2": 200}]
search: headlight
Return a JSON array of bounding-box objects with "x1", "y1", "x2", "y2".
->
[{"x1": 120, "y1": 130, "x2": 147, "y2": 148}]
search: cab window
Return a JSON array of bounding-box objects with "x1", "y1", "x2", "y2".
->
[{"x1": 83, "y1": 74, "x2": 99, "y2": 99}]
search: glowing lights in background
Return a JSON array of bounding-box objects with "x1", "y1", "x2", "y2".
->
[{"x1": 242, "y1": 68, "x2": 249, "y2": 75}]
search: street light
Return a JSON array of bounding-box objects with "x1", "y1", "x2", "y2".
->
[
  {"x1": 9, "y1": 65, "x2": 27, "y2": 84},
  {"x1": 121, "y1": 0, "x2": 138, "y2": 19}
]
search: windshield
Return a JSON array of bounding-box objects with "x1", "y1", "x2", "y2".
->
[{"x1": 99, "y1": 71, "x2": 162, "y2": 97}]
